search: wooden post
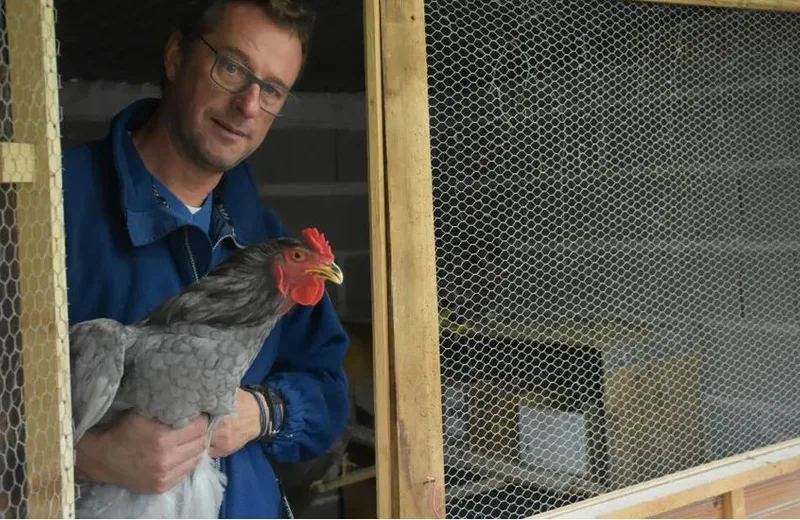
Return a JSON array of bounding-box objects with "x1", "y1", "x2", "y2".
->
[
  {"x1": 722, "y1": 488, "x2": 746, "y2": 518},
  {"x1": 7, "y1": 0, "x2": 74, "y2": 517},
  {"x1": 365, "y1": 0, "x2": 447, "y2": 517},
  {"x1": 0, "y1": 143, "x2": 36, "y2": 183},
  {"x1": 364, "y1": 0, "x2": 396, "y2": 516}
]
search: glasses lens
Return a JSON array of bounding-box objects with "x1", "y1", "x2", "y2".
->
[
  {"x1": 264, "y1": 91, "x2": 299, "y2": 117},
  {"x1": 260, "y1": 83, "x2": 289, "y2": 113},
  {"x1": 210, "y1": 53, "x2": 297, "y2": 117},
  {"x1": 212, "y1": 55, "x2": 248, "y2": 92}
]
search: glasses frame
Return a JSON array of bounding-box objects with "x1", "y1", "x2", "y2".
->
[{"x1": 199, "y1": 36, "x2": 298, "y2": 118}]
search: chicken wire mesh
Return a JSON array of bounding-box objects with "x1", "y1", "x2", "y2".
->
[
  {"x1": 424, "y1": 0, "x2": 800, "y2": 517},
  {"x1": 0, "y1": 1, "x2": 74, "y2": 519}
]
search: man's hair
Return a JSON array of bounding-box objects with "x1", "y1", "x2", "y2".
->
[{"x1": 161, "y1": 0, "x2": 317, "y2": 92}]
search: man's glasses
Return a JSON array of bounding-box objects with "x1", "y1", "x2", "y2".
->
[{"x1": 200, "y1": 37, "x2": 297, "y2": 117}]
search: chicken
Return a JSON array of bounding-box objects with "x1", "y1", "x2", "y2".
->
[{"x1": 68, "y1": 227, "x2": 343, "y2": 519}]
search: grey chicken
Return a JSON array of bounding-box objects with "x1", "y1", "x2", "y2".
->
[{"x1": 68, "y1": 227, "x2": 343, "y2": 518}]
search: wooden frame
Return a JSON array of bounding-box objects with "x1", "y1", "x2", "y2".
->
[
  {"x1": 0, "y1": 143, "x2": 35, "y2": 184},
  {"x1": 5, "y1": 0, "x2": 74, "y2": 517},
  {"x1": 627, "y1": 0, "x2": 800, "y2": 11},
  {"x1": 532, "y1": 438, "x2": 800, "y2": 519},
  {"x1": 364, "y1": 0, "x2": 446, "y2": 517},
  {"x1": 362, "y1": 0, "x2": 800, "y2": 517}
]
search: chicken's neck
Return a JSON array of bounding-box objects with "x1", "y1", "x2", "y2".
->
[{"x1": 141, "y1": 252, "x2": 287, "y2": 330}]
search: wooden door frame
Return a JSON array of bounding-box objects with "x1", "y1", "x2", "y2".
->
[
  {"x1": 363, "y1": 0, "x2": 800, "y2": 518},
  {"x1": 2, "y1": 0, "x2": 74, "y2": 517},
  {"x1": 364, "y1": 0, "x2": 446, "y2": 517}
]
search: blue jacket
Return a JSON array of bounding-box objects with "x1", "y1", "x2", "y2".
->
[{"x1": 62, "y1": 98, "x2": 350, "y2": 518}]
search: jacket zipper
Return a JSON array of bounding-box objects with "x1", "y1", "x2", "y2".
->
[
  {"x1": 188, "y1": 229, "x2": 244, "y2": 476},
  {"x1": 212, "y1": 232, "x2": 246, "y2": 252},
  {"x1": 184, "y1": 228, "x2": 199, "y2": 282}
]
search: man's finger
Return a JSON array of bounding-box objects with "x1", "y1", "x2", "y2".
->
[
  {"x1": 164, "y1": 429, "x2": 209, "y2": 469},
  {"x1": 162, "y1": 451, "x2": 205, "y2": 492},
  {"x1": 172, "y1": 416, "x2": 210, "y2": 446}
]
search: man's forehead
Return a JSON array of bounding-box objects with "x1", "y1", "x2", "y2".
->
[{"x1": 216, "y1": 42, "x2": 254, "y2": 67}]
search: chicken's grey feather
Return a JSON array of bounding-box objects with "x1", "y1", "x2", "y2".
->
[{"x1": 69, "y1": 319, "x2": 133, "y2": 442}]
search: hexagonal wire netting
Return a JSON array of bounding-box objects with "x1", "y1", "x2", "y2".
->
[
  {"x1": 1, "y1": 1, "x2": 72, "y2": 519},
  {"x1": 424, "y1": 0, "x2": 800, "y2": 517}
]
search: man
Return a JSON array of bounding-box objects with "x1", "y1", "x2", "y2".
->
[{"x1": 61, "y1": 0, "x2": 350, "y2": 517}]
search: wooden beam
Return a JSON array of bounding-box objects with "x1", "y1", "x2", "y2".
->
[
  {"x1": 744, "y1": 470, "x2": 800, "y2": 517},
  {"x1": 368, "y1": 0, "x2": 447, "y2": 517},
  {"x1": 364, "y1": 0, "x2": 395, "y2": 516},
  {"x1": 627, "y1": 0, "x2": 800, "y2": 11},
  {"x1": 444, "y1": 446, "x2": 607, "y2": 498},
  {"x1": 0, "y1": 143, "x2": 35, "y2": 183},
  {"x1": 654, "y1": 495, "x2": 724, "y2": 518},
  {"x1": 533, "y1": 438, "x2": 800, "y2": 519},
  {"x1": 7, "y1": 0, "x2": 74, "y2": 517},
  {"x1": 312, "y1": 466, "x2": 377, "y2": 493},
  {"x1": 722, "y1": 488, "x2": 746, "y2": 518}
]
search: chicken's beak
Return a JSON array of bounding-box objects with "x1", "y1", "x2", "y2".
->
[{"x1": 307, "y1": 262, "x2": 344, "y2": 284}]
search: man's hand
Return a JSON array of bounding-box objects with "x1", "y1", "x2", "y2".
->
[
  {"x1": 75, "y1": 412, "x2": 209, "y2": 494},
  {"x1": 209, "y1": 388, "x2": 266, "y2": 458}
]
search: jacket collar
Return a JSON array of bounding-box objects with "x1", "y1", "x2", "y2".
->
[{"x1": 109, "y1": 98, "x2": 260, "y2": 248}]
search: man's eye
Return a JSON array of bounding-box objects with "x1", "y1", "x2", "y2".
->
[
  {"x1": 262, "y1": 83, "x2": 282, "y2": 99},
  {"x1": 223, "y1": 62, "x2": 240, "y2": 75}
]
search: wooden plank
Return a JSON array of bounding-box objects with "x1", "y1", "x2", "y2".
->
[
  {"x1": 7, "y1": 0, "x2": 74, "y2": 517},
  {"x1": 379, "y1": 0, "x2": 446, "y2": 517},
  {"x1": 745, "y1": 471, "x2": 800, "y2": 517},
  {"x1": 756, "y1": 499, "x2": 800, "y2": 519},
  {"x1": 444, "y1": 445, "x2": 606, "y2": 498},
  {"x1": 532, "y1": 438, "x2": 800, "y2": 519},
  {"x1": 722, "y1": 488, "x2": 746, "y2": 518},
  {"x1": 627, "y1": 0, "x2": 800, "y2": 11},
  {"x1": 0, "y1": 142, "x2": 35, "y2": 183},
  {"x1": 447, "y1": 477, "x2": 510, "y2": 502},
  {"x1": 312, "y1": 466, "x2": 377, "y2": 493},
  {"x1": 653, "y1": 496, "x2": 724, "y2": 519},
  {"x1": 363, "y1": 0, "x2": 394, "y2": 516}
]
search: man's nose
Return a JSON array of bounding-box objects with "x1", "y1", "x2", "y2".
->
[{"x1": 235, "y1": 83, "x2": 262, "y2": 118}]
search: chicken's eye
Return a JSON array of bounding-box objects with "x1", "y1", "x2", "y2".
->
[{"x1": 292, "y1": 250, "x2": 306, "y2": 262}]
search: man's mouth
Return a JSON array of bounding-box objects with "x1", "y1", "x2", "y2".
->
[{"x1": 212, "y1": 118, "x2": 248, "y2": 138}]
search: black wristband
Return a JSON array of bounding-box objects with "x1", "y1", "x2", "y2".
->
[
  {"x1": 266, "y1": 387, "x2": 285, "y2": 434},
  {"x1": 242, "y1": 384, "x2": 283, "y2": 441},
  {"x1": 241, "y1": 385, "x2": 269, "y2": 440}
]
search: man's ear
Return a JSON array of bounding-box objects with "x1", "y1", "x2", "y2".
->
[{"x1": 164, "y1": 31, "x2": 184, "y2": 85}]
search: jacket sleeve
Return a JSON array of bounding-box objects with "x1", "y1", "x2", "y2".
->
[{"x1": 256, "y1": 209, "x2": 351, "y2": 463}]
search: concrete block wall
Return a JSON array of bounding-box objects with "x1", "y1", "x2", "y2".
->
[
  {"x1": 58, "y1": 81, "x2": 372, "y2": 324},
  {"x1": 250, "y1": 128, "x2": 371, "y2": 323}
]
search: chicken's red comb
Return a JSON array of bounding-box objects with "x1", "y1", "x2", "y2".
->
[{"x1": 302, "y1": 228, "x2": 334, "y2": 263}]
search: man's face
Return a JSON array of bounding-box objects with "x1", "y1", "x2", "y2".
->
[{"x1": 164, "y1": 2, "x2": 303, "y2": 173}]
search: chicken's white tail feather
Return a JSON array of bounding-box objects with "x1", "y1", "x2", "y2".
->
[
  {"x1": 75, "y1": 453, "x2": 226, "y2": 519},
  {"x1": 182, "y1": 452, "x2": 227, "y2": 518}
]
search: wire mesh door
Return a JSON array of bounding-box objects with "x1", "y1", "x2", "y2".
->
[
  {"x1": 0, "y1": 0, "x2": 73, "y2": 518},
  {"x1": 423, "y1": 0, "x2": 800, "y2": 517}
]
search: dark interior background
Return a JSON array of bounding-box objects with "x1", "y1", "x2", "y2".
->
[
  {"x1": 52, "y1": 2, "x2": 376, "y2": 519},
  {"x1": 54, "y1": 0, "x2": 366, "y2": 92}
]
